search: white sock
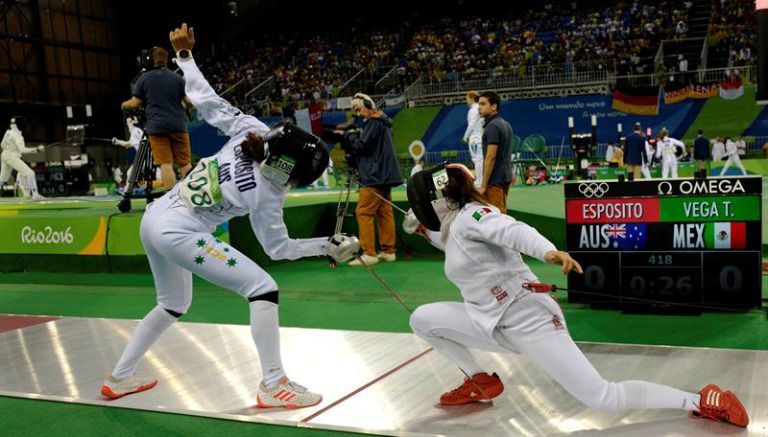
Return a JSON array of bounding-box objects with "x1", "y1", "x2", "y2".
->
[
  {"x1": 622, "y1": 380, "x2": 700, "y2": 412},
  {"x1": 249, "y1": 300, "x2": 285, "y2": 388},
  {"x1": 112, "y1": 305, "x2": 177, "y2": 380}
]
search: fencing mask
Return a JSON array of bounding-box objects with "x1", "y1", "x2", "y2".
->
[
  {"x1": 406, "y1": 163, "x2": 474, "y2": 232},
  {"x1": 260, "y1": 122, "x2": 329, "y2": 188},
  {"x1": 10, "y1": 116, "x2": 25, "y2": 133}
]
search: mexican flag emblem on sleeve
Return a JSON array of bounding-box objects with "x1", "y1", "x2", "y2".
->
[
  {"x1": 704, "y1": 222, "x2": 746, "y2": 249},
  {"x1": 472, "y1": 207, "x2": 493, "y2": 221}
]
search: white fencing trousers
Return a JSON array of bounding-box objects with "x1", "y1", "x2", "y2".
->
[
  {"x1": 410, "y1": 294, "x2": 699, "y2": 412},
  {"x1": 140, "y1": 196, "x2": 278, "y2": 314},
  {"x1": 661, "y1": 157, "x2": 678, "y2": 179},
  {"x1": 0, "y1": 152, "x2": 39, "y2": 196},
  {"x1": 720, "y1": 155, "x2": 747, "y2": 176},
  {"x1": 468, "y1": 141, "x2": 484, "y2": 188},
  {"x1": 640, "y1": 164, "x2": 652, "y2": 179}
]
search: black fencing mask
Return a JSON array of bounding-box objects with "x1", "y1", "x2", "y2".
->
[
  {"x1": 406, "y1": 163, "x2": 475, "y2": 232},
  {"x1": 260, "y1": 122, "x2": 329, "y2": 188}
]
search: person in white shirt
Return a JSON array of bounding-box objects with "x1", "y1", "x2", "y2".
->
[
  {"x1": 0, "y1": 116, "x2": 44, "y2": 200},
  {"x1": 735, "y1": 135, "x2": 746, "y2": 157},
  {"x1": 605, "y1": 142, "x2": 616, "y2": 163},
  {"x1": 100, "y1": 24, "x2": 360, "y2": 409},
  {"x1": 654, "y1": 128, "x2": 686, "y2": 178},
  {"x1": 462, "y1": 91, "x2": 484, "y2": 188},
  {"x1": 711, "y1": 137, "x2": 726, "y2": 162},
  {"x1": 401, "y1": 163, "x2": 749, "y2": 427},
  {"x1": 720, "y1": 137, "x2": 747, "y2": 176},
  {"x1": 112, "y1": 115, "x2": 151, "y2": 186},
  {"x1": 641, "y1": 140, "x2": 654, "y2": 179},
  {"x1": 410, "y1": 159, "x2": 424, "y2": 177},
  {"x1": 311, "y1": 156, "x2": 333, "y2": 188}
]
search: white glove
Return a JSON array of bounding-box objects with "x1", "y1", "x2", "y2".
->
[
  {"x1": 325, "y1": 233, "x2": 360, "y2": 263},
  {"x1": 36, "y1": 145, "x2": 45, "y2": 153},
  {"x1": 111, "y1": 137, "x2": 118, "y2": 145},
  {"x1": 402, "y1": 209, "x2": 421, "y2": 234}
]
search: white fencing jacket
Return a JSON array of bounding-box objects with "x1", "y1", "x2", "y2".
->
[
  {"x1": 463, "y1": 103, "x2": 483, "y2": 144},
  {"x1": 1, "y1": 126, "x2": 37, "y2": 158},
  {"x1": 428, "y1": 202, "x2": 556, "y2": 343},
  {"x1": 172, "y1": 55, "x2": 327, "y2": 260}
]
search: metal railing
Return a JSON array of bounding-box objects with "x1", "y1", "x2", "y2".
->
[
  {"x1": 614, "y1": 65, "x2": 755, "y2": 88},
  {"x1": 374, "y1": 65, "x2": 400, "y2": 94},
  {"x1": 406, "y1": 68, "x2": 610, "y2": 100}
]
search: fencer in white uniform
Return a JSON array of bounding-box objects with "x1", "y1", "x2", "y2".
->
[
  {"x1": 0, "y1": 117, "x2": 44, "y2": 199},
  {"x1": 112, "y1": 115, "x2": 154, "y2": 185},
  {"x1": 640, "y1": 141, "x2": 654, "y2": 179},
  {"x1": 401, "y1": 163, "x2": 748, "y2": 427},
  {"x1": 720, "y1": 137, "x2": 747, "y2": 176},
  {"x1": 463, "y1": 92, "x2": 484, "y2": 188},
  {"x1": 101, "y1": 24, "x2": 360, "y2": 410},
  {"x1": 654, "y1": 129, "x2": 686, "y2": 178}
]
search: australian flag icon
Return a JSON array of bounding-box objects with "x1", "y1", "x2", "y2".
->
[{"x1": 608, "y1": 223, "x2": 647, "y2": 249}]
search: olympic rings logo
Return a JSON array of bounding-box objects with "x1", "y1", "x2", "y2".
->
[{"x1": 578, "y1": 182, "x2": 609, "y2": 198}]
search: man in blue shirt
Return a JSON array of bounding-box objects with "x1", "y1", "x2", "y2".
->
[
  {"x1": 122, "y1": 46, "x2": 192, "y2": 189},
  {"x1": 693, "y1": 130, "x2": 710, "y2": 174},
  {"x1": 624, "y1": 123, "x2": 648, "y2": 180},
  {"x1": 478, "y1": 91, "x2": 512, "y2": 213}
]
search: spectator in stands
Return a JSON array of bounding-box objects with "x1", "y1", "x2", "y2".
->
[
  {"x1": 678, "y1": 55, "x2": 688, "y2": 82},
  {"x1": 121, "y1": 47, "x2": 192, "y2": 190},
  {"x1": 693, "y1": 129, "x2": 710, "y2": 174},
  {"x1": 477, "y1": 91, "x2": 512, "y2": 213},
  {"x1": 343, "y1": 93, "x2": 403, "y2": 266}
]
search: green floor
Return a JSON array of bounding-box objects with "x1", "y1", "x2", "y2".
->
[{"x1": 1, "y1": 258, "x2": 766, "y2": 435}]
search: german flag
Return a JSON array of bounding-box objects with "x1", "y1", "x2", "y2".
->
[{"x1": 612, "y1": 85, "x2": 660, "y2": 115}]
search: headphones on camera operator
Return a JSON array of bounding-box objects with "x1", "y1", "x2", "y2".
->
[{"x1": 131, "y1": 46, "x2": 169, "y2": 88}]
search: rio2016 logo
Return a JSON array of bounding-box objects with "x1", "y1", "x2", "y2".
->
[{"x1": 21, "y1": 226, "x2": 74, "y2": 245}]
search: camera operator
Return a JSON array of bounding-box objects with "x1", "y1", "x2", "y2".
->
[
  {"x1": 339, "y1": 93, "x2": 402, "y2": 266},
  {"x1": 121, "y1": 46, "x2": 192, "y2": 190}
]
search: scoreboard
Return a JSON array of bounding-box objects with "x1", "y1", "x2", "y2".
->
[{"x1": 564, "y1": 176, "x2": 763, "y2": 309}]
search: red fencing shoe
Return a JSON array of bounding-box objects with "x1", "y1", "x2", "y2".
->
[
  {"x1": 693, "y1": 384, "x2": 749, "y2": 427},
  {"x1": 440, "y1": 372, "x2": 504, "y2": 405}
]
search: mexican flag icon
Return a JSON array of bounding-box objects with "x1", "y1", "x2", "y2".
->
[{"x1": 704, "y1": 222, "x2": 746, "y2": 249}]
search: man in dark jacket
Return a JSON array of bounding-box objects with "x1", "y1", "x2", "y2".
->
[
  {"x1": 624, "y1": 122, "x2": 648, "y2": 180},
  {"x1": 343, "y1": 93, "x2": 403, "y2": 266},
  {"x1": 693, "y1": 129, "x2": 710, "y2": 173}
]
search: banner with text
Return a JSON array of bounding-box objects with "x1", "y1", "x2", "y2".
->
[{"x1": 0, "y1": 215, "x2": 107, "y2": 255}]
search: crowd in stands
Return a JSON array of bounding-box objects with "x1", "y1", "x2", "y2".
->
[
  {"x1": 708, "y1": 0, "x2": 756, "y2": 68},
  {"x1": 202, "y1": 30, "x2": 404, "y2": 112},
  {"x1": 198, "y1": 0, "x2": 757, "y2": 113},
  {"x1": 405, "y1": 0, "x2": 696, "y2": 82}
]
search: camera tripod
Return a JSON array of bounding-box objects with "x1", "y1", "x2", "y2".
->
[{"x1": 117, "y1": 132, "x2": 162, "y2": 212}]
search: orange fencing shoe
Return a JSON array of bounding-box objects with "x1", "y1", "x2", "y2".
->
[
  {"x1": 693, "y1": 384, "x2": 749, "y2": 427},
  {"x1": 257, "y1": 377, "x2": 322, "y2": 409},
  {"x1": 101, "y1": 374, "x2": 157, "y2": 399},
  {"x1": 440, "y1": 372, "x2": 504, "y2": 405}
]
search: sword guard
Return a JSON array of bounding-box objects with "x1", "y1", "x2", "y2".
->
[{"x1": 523, "y1": 282, "x2": 557, "y2": 293}]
